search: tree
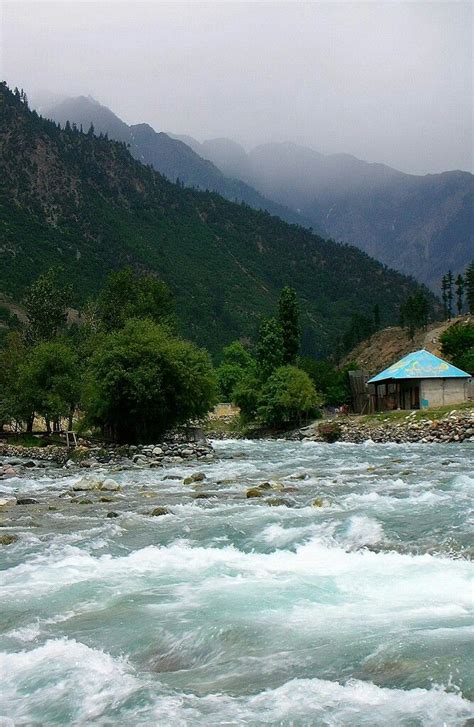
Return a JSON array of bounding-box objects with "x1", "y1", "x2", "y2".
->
[
  {"x1": 373, "y1": 304, "x2": 381, "y2": 329},
  {"x1": 446, "y1": 270, "x2": 454, "y2": 319},
  {"x1": 455, "y1": 274, "x2": 464, "y2": 315},
  {"x1": 97, "y1": 268, "x2": 175, "y2": 332},
  {"x1": 257, "y1": 366, "x2": 321, "y2": 427},
  {"x1": 466, "y1": 261, "x2": 474, "y2": 314},
  {"x1": 256, "y1": 318, "x2": 284, "y2": 380},
  {"x1": 232, "y1": 370, "x2": 261, "y2": 423},
  {"x1": 216, "y1": 341, "x2": 256, "y2": 400},
  {"x1": 0, "y1": 332, "x2": 27, "y2": 430},
  {"x1": 441, "y1": 274, "x2": 449, "y2": 320},
  {"x1": 278, "y1": 286, "x2": 300, "y2": 364},
  {"x1": 23, "y1": 268, "x2": 72, "y2": 344},
  {"x1": 440, "y1": 322, "x2": 474, "y2": 374},
  {"x1": 14, "y1": 341, "x2": 81, "y2": 433},
  {"x1": 400, "y1": 291, "x2": 429, "y2": 339},
  {"x1": 84, "y1": 319, "x2": 217, "y2": 443}
]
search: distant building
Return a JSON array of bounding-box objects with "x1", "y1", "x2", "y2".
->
[{"x1": 367, "y1": 350, "x2": 471, "y2": 411}]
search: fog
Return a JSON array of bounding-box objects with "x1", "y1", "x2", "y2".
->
[{"x1": 1, "y1": 1, "x2": 472, "y2": 175}]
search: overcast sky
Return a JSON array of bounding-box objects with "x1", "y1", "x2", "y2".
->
[{"x1": 1, "y1": 1, "x2": 472, "y2": 174}]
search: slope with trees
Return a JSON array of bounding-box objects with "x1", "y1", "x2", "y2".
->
[{"x1": 0, "y1": 82, "x2": 437, "y2": 357}]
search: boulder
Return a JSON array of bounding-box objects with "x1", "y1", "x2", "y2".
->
[
  {"x1": 150, "y1": 506, "x2": 170, "y2": 516},
  {"x1": 266, "y1": 498, "x2": 291, "y2": 507},
  {"x1": 0, "y1": 534, "x2": 18, "y2": 545},
  {"x1": 183, "y1": 472, "x2": 206, "y2": 485},
  {"x1": 0, "y1": 496, "x2": 17, "y2": 510},
  {"x1": 106, "y1": 511, "x2": 120, "y2": 518},
  {"x1": 101, "y1": 478, "x2": 121, "y2": 491},
  {"x1": 16, "y1": 498, "x2": 39, "y2": 505},
  {"x1": 246, "y1": 487, "x2": 264, "y2": 498}
]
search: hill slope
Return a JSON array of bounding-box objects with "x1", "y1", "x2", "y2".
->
[
  {"x1": 175, "y1": 137, "x2": 473, "y2": 291},
  {"x1": 41, "y1": 96, "x2": 314, "y2": 230},
  {"x1": 0, "y1": 83, "x2": 437, "y2": 356}
]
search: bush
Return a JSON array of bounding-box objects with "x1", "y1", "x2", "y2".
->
[
  {"x1": 318, "y1": 421, "x2": 342, "y2": 443},
  {"x1": 440, "y1": 322, "x2": 474, "y2": 374},
  {"x1": 84, "y1": 318, "x2": 217, "y2": 443},
  {"x1": 257, "y1": 365, "x2": 321, "y2": 427}
]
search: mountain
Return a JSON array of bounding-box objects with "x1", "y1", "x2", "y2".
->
[
  {"x1": 177, "y1": 138, "x2": 473, "y2": 292},
  {"x1": 41, "y1": 96, "x2": 315, "y2": 230},
  {"x1": 0, "y1": 83, "x2": 437, "y2": 356}
]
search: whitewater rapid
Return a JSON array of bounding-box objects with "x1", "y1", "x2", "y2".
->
[{"x1": 0, "y1": 439, "x2": 473, "y2": 725}]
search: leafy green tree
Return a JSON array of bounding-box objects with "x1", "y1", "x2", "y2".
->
[
  {"x1": 455, "y1": 274, "x2": 464, "y2": 315},
  {"x1": 98, "y1": 268, "x2": 175, "y2": 332},
  {"x1": 23, "y1": 268, "x2": 72, "y2": 344},
  {"x1": 14, "y1": 341, "x2": 81, "y2": 433},
  {"x1": 257, "y1": 365, "x2": 321, "y2": 427},
  {"x1": 216, "y1": 341, "x2": 256, "y2": 400},
  {"x1": 84, "y1": 318, "x2": 217, "y2": 443},
  {"x1": 466, "y1": 261, "x2": 474, "y2": 314},
  {"x1": 278, "y1": 286, "x2": 300, "y2": 364},
  {"x1": 0, "y1": 332, "x2": 27, "y2": 430},
  {"x1": 298, "y1": 357, "x2": 356, "y2": 407},
  {"x1": 232, "y1": 370, "x2": 262, "y2": 423},
  {"x1": 440, "y1": 322, "x2": 474, "y2": 374},
  {"x1": 256, "y1": 318, "x2": 284, "y2": 380}
]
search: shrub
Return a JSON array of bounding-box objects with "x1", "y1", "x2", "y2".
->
[{"x1": 257, "y1": 365, "x2": 321, "y2": 427}]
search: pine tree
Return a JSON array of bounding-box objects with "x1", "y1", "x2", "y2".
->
[
  {"x1": 373, "y1": 304, "x2": 381, "y2": 328},
  {"x1": 278, "y1": 286, "x2": 300, "y2": 364},
  {"x1": 447, "y1": 270, "x2": 454, "y2": 319},
  {"x1": 466, "y1": 261, "x2": 474, "y2": 314},
  {"x1": 455, "y1": 274, "x2": 464, "y2": 315},
  {"x1": 256, "y1": 318, "x2": 284, "y2": 380},
  {"x1": 441, "y1": 274, "x2": 448, "y2": 320}
]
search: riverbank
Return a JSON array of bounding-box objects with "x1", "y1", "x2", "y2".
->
[
  {"x1": 0, "y1": 432, "x2": 214, "y2": 477},
  {"x1": 207, "y1": 404, "x2": 474, "y2": 444}
]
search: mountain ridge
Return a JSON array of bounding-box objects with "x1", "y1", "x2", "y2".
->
[{"x1": 0, "y1": 82, "x2": 436, "y2": 357}]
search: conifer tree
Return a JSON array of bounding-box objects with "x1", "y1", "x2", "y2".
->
[
  {"x1": 441, "y1": 274, "x2": 448, "y2": 320},
  {"x1": 447, "y1": 270, "x2": 454, "y2": 319},
  {"x1": 256, "y1": 318, "x2": 284, "y2": 380},
  {"x1": 455, "y1": 274, "x2": 464, "y2": 315},
  {"x1": 466, "y1": 261, "x2": 474, "y2": 314},
  {"x1": 278, "y1": 286, "x2": 300, "y2": 364}
]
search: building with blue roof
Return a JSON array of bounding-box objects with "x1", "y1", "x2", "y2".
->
[{"x1": 367, "y1": 350, "x2": 471, "y2": 411}]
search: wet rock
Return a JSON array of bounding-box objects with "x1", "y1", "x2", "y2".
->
[
  {"x1": 312, "y1": 497, "x2": 325, "y2": 507},
  {"x1": 101, "y1": 478, "x2": 121, "y2": 491},
  {"x1": 150, "y1": 506, "x2": 170, "y2": 516},
  {"x1": 183, "y1": 472, "x2": 206, "y2": 485},
  {"x1": 78, "y1": 499, "x2": 93, "y2": 505},
  {"x1": 1, "y1": 466, "x2": 17, "y2": 478},
  {"x1": 0, "y1": 496, "x2": 17, "y2": 510},
  {"x1": 16, "y1": 498, "x2": 39, "y2": 505},
  {"x1": 100, "y1": 496, "x2": 114, "y2": 503},
  {"x1": 23, "y1": 460, "x2": 36, "y2": 468},
  {"x1": 266, "y1": 498, "x2": 292, "y2": 507},
  {"x1": 257, "y1": 482, "x2": 273, "y2": 491},
  {"x1": 246, "y1": 487, "x2": 264, "y2": 498},
  {"x1": 106, "y1": 511, "x2": 120, "y2": 518},
  {"x1": 318, "y1": 422, "x2": 342, "y2": 443},
  {"x1": 0, "y1": 534, "x2": 18, "y2": 545},
  {"x1": 72, "y1": 477, "x2": 103, "y2": 492}
]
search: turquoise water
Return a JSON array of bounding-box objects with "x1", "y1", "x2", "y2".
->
[{"x1": 0, "y1": 439, "x2": 473, "y2": 725}]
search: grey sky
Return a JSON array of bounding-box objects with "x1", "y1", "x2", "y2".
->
[{"x1": 1, "y1": 1, "x2": 472, "y2": 174}]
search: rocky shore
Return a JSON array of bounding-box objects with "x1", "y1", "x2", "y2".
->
[
  {"x1": 300, "y1": 409, "x2": 474, "y2": 444},
  {"x1": 0, "y1": 432, "x2": 215, "y2": 479}
]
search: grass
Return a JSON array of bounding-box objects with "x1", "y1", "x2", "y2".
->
[
  {"x1": 3, "y1": 433, "x2": 66, "y2": 448},
  {"x1": 357, "y1": 401, "x2": 473, "y2": 426}
]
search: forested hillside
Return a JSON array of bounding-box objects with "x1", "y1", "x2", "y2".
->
[
  {"x1": 174, "y1": 137, "x2": 474, "y2": 292},
  {"x1": 42, "y1": 96, "x2": 312, "y2": 229},
  {"x1": 0, "y1": 83, "x2": 437, "y2": 356}
]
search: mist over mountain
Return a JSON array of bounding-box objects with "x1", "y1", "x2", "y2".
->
[
  {"x1": 0, "y1": 83, "x2": 434, "y2": 357},
  {"x1": 41, "y1": 96, "x2": 315, "y2": 230},
  {"x1": 173, "y1": 136, "x2": 473, "y2": 292}
]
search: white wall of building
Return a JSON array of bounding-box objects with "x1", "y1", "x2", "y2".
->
[{"x1": 420, "y1": 378, "x2": 469, "y2": 408}]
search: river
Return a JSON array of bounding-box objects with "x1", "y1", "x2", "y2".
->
[{"x1": 0, "y1": 439, "x2": 473, "y2": 725}]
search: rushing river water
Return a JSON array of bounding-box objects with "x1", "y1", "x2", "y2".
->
[{"x1": 0, "y1": 439, "x2": 473, "y2": 726}]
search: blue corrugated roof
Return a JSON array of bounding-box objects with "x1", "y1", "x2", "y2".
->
[{"x1": 368, "y1": 350, "x2": 471, "y2": 383}]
